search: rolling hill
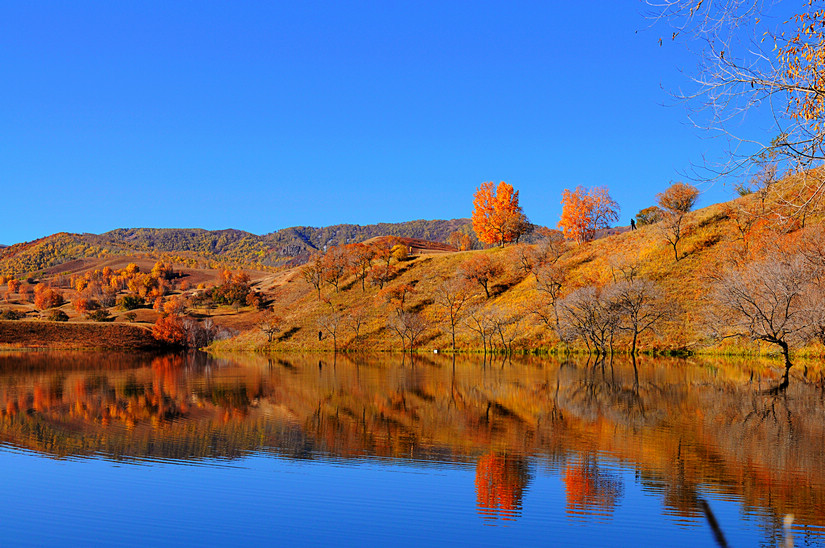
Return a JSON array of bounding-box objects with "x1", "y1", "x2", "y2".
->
[{"x1": 0, "y1": 219, "x2": 484, "y2": 277}]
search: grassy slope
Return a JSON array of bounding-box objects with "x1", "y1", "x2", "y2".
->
[
  {"x1": 0, "y1": 321, "x2": 163, "y2": 350},
  {"x1": 213, "y1": 190, "x2": 825, "y2": 355}
]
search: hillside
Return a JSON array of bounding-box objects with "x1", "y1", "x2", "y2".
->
[
  {"x1": 5, "y1": 173, "x2": 825, "y2": 360},
  {"x1": 0, "y1": 219, "x2": 481, "y2": 278},
  {"x1": 212, "y1": 179, "x2": 825, "y2": 359}
]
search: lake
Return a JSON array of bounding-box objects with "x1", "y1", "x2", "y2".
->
[{"x1": 0, "y1": 350, "x2": 822, "y2": 547}]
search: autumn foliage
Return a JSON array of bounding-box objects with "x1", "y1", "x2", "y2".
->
[
  {"x1": 472, "y1": 181, "x2": 529, "y2": 246},
  {"x1": 558, "y1": 186, "x2": 620, "y2": 244},
  {"x1": 152, "y1": 315, "x2": 188, "y2": 346}
]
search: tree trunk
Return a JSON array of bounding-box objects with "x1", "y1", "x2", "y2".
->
[{"x1": 766, "y1": 340, "x2": 792, "y2": 394}]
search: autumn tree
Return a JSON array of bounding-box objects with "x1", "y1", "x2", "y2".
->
[
  {"x1": 257, "y1": 310, "x2": 283, "y2": 343},
  {"x1": 558, "y1": 186, "x2": 619, "y2": 244},
  {"x1": 301, "y1": 253, "x2": 326, "y2": 300},
  {"x1": 153, "y1": 315, "x2": 188, "y2": 346},
  {"x1": 7, "y1": 279, "x2": 20, "y2": 294},
  {"x1": 380, "y1": 283, "x2": 416, "y2": 314},
  {"x1": 33, "y1": 287, "x2": 64, "y2": 310},
  {"x1": 447, "y1": 230, "x2": 473, "y2": 251},
  {"x1": 657, "y1": 182, "x2": 699, "y2": 262},
  {"x1": 460, "y1": 254, "x2": 502, "y2": 299},
  {"x1": 322, "y1": 246, "x2": 348, "y2": 292},
  {"x1": 346, "y1": 243, "x2": 375, "y2": 291},
  {"x1": 472, "y1": 181, "x2": 529, "y2": 247},
  {"x1": 635, "y1": 206, "x2": 664, "y2": 226}
]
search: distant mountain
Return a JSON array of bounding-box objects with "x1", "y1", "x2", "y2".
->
[{"x1": 0, "y1": 219, "x2": 481, "y2": 277}]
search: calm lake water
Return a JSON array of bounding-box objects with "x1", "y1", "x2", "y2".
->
[{"x1": 0, "y1": 351, "x2": 823, "y2": 547}]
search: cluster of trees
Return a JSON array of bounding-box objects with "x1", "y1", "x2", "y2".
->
[{"x1": 299, "y1": 238, "x2": 413, "y2": 301}]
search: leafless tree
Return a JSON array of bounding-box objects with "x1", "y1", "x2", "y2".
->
[
  {"x1": 611, "y1": 279, "x2": 670, "y2": 355},
  {"x1": 559, "y1": 286, "x2": 621, "y2": 355},
  {"x1": 432, "y1": 276, "x2": 475, "y2": 352},
  {"x1": 709, "y1": 253, "x2": 816, "y2": 391},
  {"x1": 534, "y1": 263, "x2": 567, "y2": 332},
  {"x1": 318, "y1": 311, "x2": 345, "y2": 353},
  {"x1": 466, "y1": 305, "x2": 496, "y2": 355},
  {"x1": 647, "y1": 1, "x2": 825, "y2": 218},
  {"x1": 490, "y1": 309, "x2": 522, "y2": 355},
  {"x1": 387, "y1": 311, "x2": 428, "y2": 353},
  {"x1": 346, "y1": 306, "x2": 369, "y2": 345}
]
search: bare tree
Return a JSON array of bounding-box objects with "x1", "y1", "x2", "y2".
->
[
  {"x1": 648, "y1": 1, "x2": 825, "y2": 217},
  {"x1": 387, "y1": 311, "x2": 428, "y2": 353},
  {"x1": 318, "y1": 311, "x2": 345, "y2": 353},
  {"x1": 346, "y1": 306, "x2": 369, "y2": 345},
  {"x1": 709, "y1": 253, "x2": 816, "y2": 391},
  {"x1": 432, "y1": 276, "x2": 474, "y2": 352},
  {"x1": 490, "y1": 309, "x2": 522, "y2": 355},
  {"x1": 534, "y1": 263, "x2": 567, "y2": 332},
  {"x1": 611, "y1": 279, "x2": 670, "y2": 355},
  {"x1": 559, "y1": 286, "x2": 621, "y2": 355},
  {"x1": 466, "y1": 305, "x2": 496, "y2": 355}
]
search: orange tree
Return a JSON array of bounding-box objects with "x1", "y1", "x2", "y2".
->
[
  {"x1": 558, "y1": 186, "x2": 619, "y2": 244},
  {"x1": 472, "y1": 181, "x2": 529, "y2": 246}
]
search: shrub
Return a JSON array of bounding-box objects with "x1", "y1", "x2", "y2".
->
[
  {"x1": 87, "y1": 309, "x2": 111, "y2": 322},
  {"x1": 46, "y1": 309, "x2": 69, "y2": 322},
  {"x1": 0, "y1": 309, "x2": 22, "y2": 320},
  {"x1": 118, "y1": 295, "x2": 144, "y2": 310}
]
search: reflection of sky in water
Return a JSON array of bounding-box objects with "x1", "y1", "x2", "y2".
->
[{"x1": 0, "y1": 448, "x2": 807, "y2": 547}]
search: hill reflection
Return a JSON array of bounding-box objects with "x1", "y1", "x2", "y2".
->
[{"x1": 0, "y1": 350, "x2": 823, "y2": 538}]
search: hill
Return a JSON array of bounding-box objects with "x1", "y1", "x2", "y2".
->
[
  {"x1": 211, "y1": 176, "x2": 825, "y2": 360},
  {"x1": 0, "y1": 219, "x2": 480, "y2": 278}
]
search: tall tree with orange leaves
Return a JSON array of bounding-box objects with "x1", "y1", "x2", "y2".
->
[
  {"x1": 472, "y1": 181, "x2": 529, "y2": 247},
  {"x1": 558, "y1": 186, "x2": 619, "y2": 244}
]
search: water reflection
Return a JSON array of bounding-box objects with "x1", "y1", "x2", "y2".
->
[
  {"x1": 0, "y1": 350, "x2": 823, "y2": 544},
  {"x1": 475, "y1": 453, "x2": 530, "y2": 521}
]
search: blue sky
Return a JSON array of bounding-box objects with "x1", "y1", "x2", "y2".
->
[{"x1": 0, "y1": 2, "x2": 772, "y2": 245}]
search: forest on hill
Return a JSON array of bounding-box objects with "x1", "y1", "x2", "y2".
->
[{"x1": 0, "y1": 218, "x2": 492, "y2": 278}]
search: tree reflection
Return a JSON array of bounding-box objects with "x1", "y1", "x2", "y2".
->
[
  {"x1": 475, "y1": 452, "x2": 531, "y2": 522},
  {"x1": 0, "y1": 351, "x2": 822, "y2": 544},
  {"x1": 563, "y1": 456, "x2": 623, "y2": 518}
]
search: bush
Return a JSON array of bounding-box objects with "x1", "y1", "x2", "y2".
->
[
  {"x1": 124, "y1": 312, "x2": 137, "y2": 323},
  {"x1": 87, "y1": 309, "x2": 111, "y2": 322},
  {"x1": 118, "y1": 295, "x2": 144, "y2": 310},
  {"x1": 0, "y1": 309, "x2": 22, "y2": 320},
  {"x1": 46, "y1": 309, "x2": 69, "y2": 322}
]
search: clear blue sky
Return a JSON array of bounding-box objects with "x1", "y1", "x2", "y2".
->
[{"x1": 0, "y1": 1, "x2": 765, "y2": 245}]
